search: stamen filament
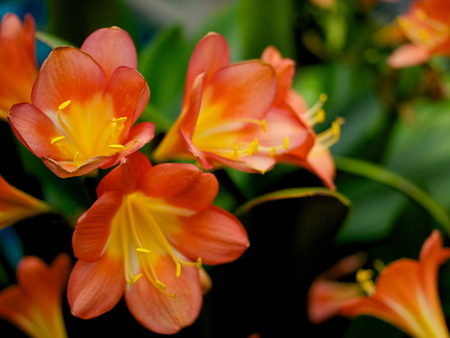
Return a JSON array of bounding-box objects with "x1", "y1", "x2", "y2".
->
[{"x1": 304, "y1": 93, "x2": 328, "y2": 127}]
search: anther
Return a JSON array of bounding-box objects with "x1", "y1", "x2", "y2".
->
[
  {"x1": 156, "y1": 280, "x2": 167, "y2": 290},
  {"x1": 356, "y1": 268, "x2": 376, "y2": 296},
  {"x1": 58, "y1": 100, "x2": 71, "y2": 110},
  {"x1": 316, "y1": 109, "x2": 326, "y2": 123},
  {"x1": 247, "y1": 139, "x2": 259, "y2": 156},
  {"x1": 108, "y1": 144, "x2": 125, "y2": 149},
  {"x1": 51, "y1": 135, "x2": 66, "y2": 144},
  {"x1": 319, "y1": 93, "x2": 328, "y2": 102},
  {"x1": 261, "y1": 120, "x2": 268, "y2": 132},
  {"x1": 176, "y1": 263, "x2": 181, "y2": 278},
  {"x1": 196, "y1": 257, "x2": 202, "y2": 269},
  {"x1": 127, "y1": 273, "x2": 143, "y2": 287},
  {"x1": 113, "y1": 117, "x2": 127, "y2": 123},
  {"x1": 136, "y1": 248, "x2": 151, "y2": 254},
  {"x1": 283, "y1": 136, "x2": 289, "y2": 150}
]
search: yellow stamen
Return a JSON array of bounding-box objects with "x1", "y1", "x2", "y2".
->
[
  {"x1": 176, "y1": 263, "x2": 181, "y2": 278},
  {"x1": 136, "y1": 248, "x2": 151, "y2": 254},
  {"x1": 269, "y1": 146, "x2": 276, "y2": 158},
  {"x1": 58, "y1": 100, "x2": 71, "y2": 110},
  {"x1": 73, "y1": 151, "x2": 80, "y2": 167},
  {"x1": 196, "y1": 257, "x2": 202, "y2": 269},
  {"x1": 356, "y1": 268, "x2": 376, "y2": 296},
  {"x1": 283, "y1": 136, "x2": 289, "y2": 150},
  {"x1": 50, "y1": 135, "x2": 66, "y2": 144},
  {"x1": 156, "y1": 280, "x2": 167, "y2": 290},
  {"x1": 247, "y1": 139, "x2": 259, "y2": 156},
  {"x1": 316, "y1": 109, "x2": 326, "y2": 123},
  {"x1": 113, "y1": 117, "x2": 127, "y2": 123},
  {"x1": 108, "y1": 144, "x2": 125, "y2": 149},
  {"x1": 305, "y1": 93, "x2": 328, "y2": 127},
  {"x1": 127, "y1": 273, "x2": 143, "y2": 287},
  {"x1": 261, "y1": 119, "x2": 268, "y2": 132},
  {"x1": 110, "y1": 117, "x2": 127, "y2": 138}
]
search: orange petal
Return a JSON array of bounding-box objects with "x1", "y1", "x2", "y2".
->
[
  {"x1": 104, "y1": 66, "x2": 149, "y2": 125},
  {"x1": 183, "y1": 32, "x2": 230, "y2": 107},
  {"x1": 8, "y1": 103, "x2": 66, "y2": 158},
  {"x1": 0, "y1": 174, "x2": 50, "y2": 229},
  {"x1": 68, "y1": 255, "x2": 125, "y2": 319},
  {"x1": 96, "y1": 151, "x2": 152, "y2": 197},
  {"x1": 205, "y1": 61, "x2": 277, "y2": 121},
  {"x1": 170, "y1": 206, "x2": 249, "y2": 265},
  {"x1": 81, "y1": 27, "x2": 137, "y2": 83},
  {"x1": 31, "y1": 47, "x2": 106, "y2": 115},
  {"x1": 138, "y1": 163, "x2": 218, "y2": 212},
  {"x1": 387, "y1": 43, "x2": 431, "y2": 68},
  {"x1": 308, "y1": 278, "x2": 363, "y2": 324},
  {"x1": 73, "y1": 190, "x2": 124, "y2": 261},
  {"x1": 125, "y1": 254, "x2": 202, "y2": 334}
]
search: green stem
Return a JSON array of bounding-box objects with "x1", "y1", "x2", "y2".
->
[{"x1": 336, "y1": 157, "x2": 450, "y2": 235}]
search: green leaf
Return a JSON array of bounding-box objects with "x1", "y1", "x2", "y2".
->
[
  {"x1": 238, "y1": 0, "x2": 296, "y2": 59},
  {"x1": 336, "y1": 157, "x2": 450, "y2": 237},
  {"x1": 138, "y1": 26, "x2": 190, "y2": 126},
  {"x1": 36, "y1": 31, "x2": 74, "y2": 49}
]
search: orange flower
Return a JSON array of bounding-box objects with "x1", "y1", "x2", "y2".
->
[
  {"x1": 308, "y1": 252, "x2": 367, "y2": 324},
  {"x1": 8, "y1": 27, "x2": 154, "y2": 178},
  {"x1": 153, "y1": 32, "x2": 312, "y2": 176},
  {"x1": 0, "y1": 13, "x2": 37, "y2": 120},
  {"x1": 261, "y1": 46, "x2": 341, "y2": 189},
  {"x1": 388, "y1": 0, "x2": 450, "y2": 68},
  {"x1": 0, "y1": 175, "x2": 50, "y2": 230},
  {"x1": 68, "y1": 152, "x2": 249, "y2": 334},
  {"x1": 0, "y1": 253, "x2": 71, "y2": 338},
  {"x1": 340, "y1": 230, "x2": 450, "y2": 338}
]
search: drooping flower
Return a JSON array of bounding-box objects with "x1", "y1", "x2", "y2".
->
[
  {"x1": 68, "y1": 151, "x2": 249, "y2": 334},
  {"x1": 308, "y1": 252, "x2": 367, "y2": 324},
  {"x1": 153, "y1": 32, "x2": 313, "y2": 176},
  {"x1": 387, "y1": 0, "x2": 450, "y2": 68},
  {"x1": 260, "y1": 46, "x2": 342, "y2": 189},
  {"x1": 0, "y1": 253, "x2": 71, "y2": 338},
  {"x1": 309, "y1": 230, "x2": 450, "y2": 338},
  {"x1": 0, "y1": 13, "x2": 37, "y2": 120},
  {"x1": 0, "y1": 175, "x2": 51, "y2": 230},
  {"x1": 337, "y1": 230, "x2": 450, "y2": 338},
  {"x1": 8, "y1": 27, "x2": 154, "y2": 178}
]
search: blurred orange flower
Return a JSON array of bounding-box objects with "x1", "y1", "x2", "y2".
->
[
  {"x1": 388, "y1": 0, "x2": 450, "y2": 68},
  {"x1": 308, "y1": 252, "x2": 367, "y2": 324},
  {"x1": 0, "y1": 13, "x2": 37, "y2": 120},
  {"x1": 9, "y1": 27, "x2": 154, "y2": 178},
  {"x1": 0, "y1": 175, "x2": 50, "y2": 230},
  {"x1": 0, "y1": 254, "x2": 71, "y2": 338},
  {"x1": 68, "y1": 152, "x2": 249, "y2": 334},
  {"x1": 340, "y1": 230, "x2": 450, "y2": 338},
  {"x1": 154, "y1": 32, "x2": 313, "y2": 176}
]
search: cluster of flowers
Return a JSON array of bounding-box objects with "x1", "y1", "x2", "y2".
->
[
  {"x1": 0, "y1": 11, "x2": 340, "y2": 337},
  {"x1": 2, "y1": 0, "x2": 450, "y2": 335}
]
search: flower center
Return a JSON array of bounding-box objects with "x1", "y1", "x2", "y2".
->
[
  {"x1": 117, "y1": 193, "x2": 202, "y2": 299},
  {"x1": 50, "y1": 99, "x2": 135, "y2": 167}
]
